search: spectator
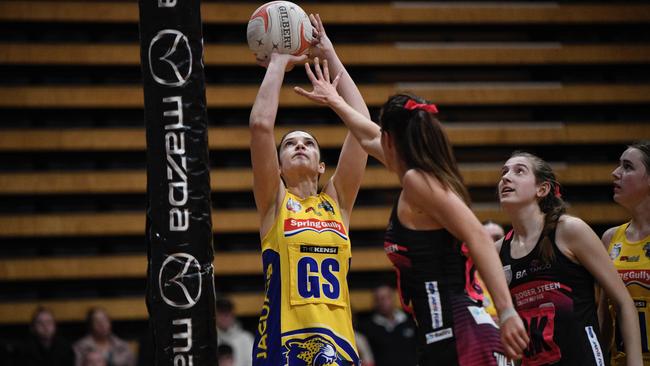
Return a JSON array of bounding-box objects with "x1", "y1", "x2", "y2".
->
[
  {"x1": 83, "y1": 350, "x2": 107, "y2": 366},
  {"x1": 19, "y1": 306, "x2": 74, "y2": 366},
  {"x1": 483, "y1": 220, "x2": 505, "y2": 242},
  {"x1": 217, "y1": 344, "x2": 235, "y2": 366},
  {"x1": 216, "y1": 298, "x2": 254, "y2": 366},
  {"x1": 73, "y1": 307, "x2": 134, "y2": 366},
  {"x1": 358, "y1": 285, "x2": 416, "y2": 366}
]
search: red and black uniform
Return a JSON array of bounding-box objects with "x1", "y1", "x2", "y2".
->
[
  {"x1": 499, "y1": 229, "x2": 606, "y2": 365},
  {"x1": 384, "y1": 198, "x2": 512, "y2": 366}
]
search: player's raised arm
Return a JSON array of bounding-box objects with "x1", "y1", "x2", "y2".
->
[{"x1": 249, "y1": 53, "x2": 306, "y2": 234}]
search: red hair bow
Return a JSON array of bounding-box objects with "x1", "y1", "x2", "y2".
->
[
  {"x1": 554, "y1": 184, "x2": 562, "y2": 198},
  {"x1": 404, "y1": 99, "x2": 438, "y2": 114}
]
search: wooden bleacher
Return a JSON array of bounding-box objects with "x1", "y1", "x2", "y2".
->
[
  {"x1": 1, "y1": 123, "x2": 646, "y2": 151},
  {"x1": 0, "y1": 290, "x2": 380, "y2": 325},
  {"x1": 0, "y1": 163, "x2": 618, "y2": 194},
  {"x1": 0, "y1": 203, "x2": 630, "y2": 237},
  {"x1": 2, "y1": 2, "x2": 650, "y2": 24},
  {"x1": 0, "y1": 248, "x2": 391, "y2": 281},
  {"x1": 0, "y1": 0, "x2": 648, "y2": 349},
  {"x1": 2, "y1": 84, "x2": 650, "y2": 108},
  {"x1": 4, "y1": 43, "x2": 650, "y2": 66}
]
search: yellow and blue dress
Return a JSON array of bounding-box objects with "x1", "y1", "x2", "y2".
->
[{"x1": 253, "y1": 191, "x2": 359, "y2": 366}]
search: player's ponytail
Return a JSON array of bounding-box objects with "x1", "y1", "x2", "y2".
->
[{"x1": 379, "y1": 94, "x2": 470, "y2": 205}]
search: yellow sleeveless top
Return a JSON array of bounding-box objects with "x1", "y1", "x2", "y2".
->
[
  {"x1": 607, "y1": 223, "x2": 650, "y2": 365},
  {"x1": 252, "y1": 191, "x2": 359, "y2": 366}
]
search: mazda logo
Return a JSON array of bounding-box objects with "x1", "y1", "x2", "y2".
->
[
  {"x1": 148, "y1": 29, "x2": 193, "y2": 87},
  {"x1": 159, "y1": 253, "x2": 203, "y2": 309}
]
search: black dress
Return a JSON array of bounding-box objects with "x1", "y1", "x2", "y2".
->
[{"x1": 384, "y1": 196, "x2": 510, "y2": 366}]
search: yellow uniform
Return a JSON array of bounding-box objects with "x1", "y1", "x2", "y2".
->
[
  {"x1": 607, "y1": 223, "x2": 650, "y2": 365},
  {"x1": 253, "y1": 191, "x2": 359, "y2": 366},
  {"x1": 476, "y1": 276, "x2": 497, "y2": 318}
]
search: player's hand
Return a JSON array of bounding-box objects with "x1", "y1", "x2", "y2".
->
[
  {"x1": 261, "y1": 52, "x2": 308, "y2": 72},
  {"x1": 309, "y1": 13, "x2": 333, "y2": 59},
  {"x1": 500, "y1": 313, "x2": 529, "y2": 361},
  {"x1": 294, "y1": 57, "x2": 343, "y2": 105}
]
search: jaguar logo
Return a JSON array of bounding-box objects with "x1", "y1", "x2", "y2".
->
[{"x1": 283, "y1": 335, "x2": 352, "y2": 366}]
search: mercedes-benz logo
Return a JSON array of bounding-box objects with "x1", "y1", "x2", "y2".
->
[
  {"x1": 148, "y1": 29, "x2": 193, "y2": 87},
  {"x1": 159, "y1": 253, "x2": 202, "y2": 309}
]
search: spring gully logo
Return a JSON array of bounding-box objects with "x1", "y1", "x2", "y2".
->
[
  {"x1": 148, "y1": 29, "x2": 192, "y2": 87},
  {"x1": 284, "y1": 219, "x2": 348, "y2": 240},
  {"x1": 159, "y1": 253, "x2": 203, "y2": 309}
]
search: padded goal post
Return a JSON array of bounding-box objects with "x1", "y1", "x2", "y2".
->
[{"x1": 138, "y1": 0, "x2": 218, "y2": 364}]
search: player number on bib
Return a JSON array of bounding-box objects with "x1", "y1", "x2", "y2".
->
[{"x1": 297, "y1": 257, "x2": 340, "y2": 299}]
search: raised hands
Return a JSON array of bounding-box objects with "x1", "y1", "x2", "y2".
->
[
  {"x1": 294, "y1": 57, "x2": 344, "y2": 106},
  {"x1": 309, "y1": 13, "x2": 333, "y2": 60},
  {"x1": 256, "y1": 13, "x2": 328, "y2": 71},
  {"x1": 256, "y1": 52, "x2": 308, "y2": 72}
]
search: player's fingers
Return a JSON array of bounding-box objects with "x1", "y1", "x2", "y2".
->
[
  {"x1": 304, "y1": 62, "x2": 317, "y2": 84},
  {"x1": 294, "y1": 86, "x2": 314, "y2": 98},
  {"x1": 316, "y1": 13, "x2": 325, "y2": 34},
  {"x1": 313, "y1": 57, "x2": 324, "y2": 80},
  {"x1": 322, "y1": 59, "x2": 330, "y2": 83}
]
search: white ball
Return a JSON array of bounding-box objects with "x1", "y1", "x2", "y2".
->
[{"x1": 247, "y1": 1, "x2": 314, "y2": 63}]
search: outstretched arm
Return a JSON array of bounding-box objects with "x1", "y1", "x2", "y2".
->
[
  {"x1": 250, "y1": 53, "x2": 307, "y2": 233},
  {"x1": 308, "y1": 14, "x2": 371, "y2": 220},
  {"x1": 294, "y1": 58, "x2": 385, "y2": 165}
]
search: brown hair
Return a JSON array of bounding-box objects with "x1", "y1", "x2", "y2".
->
[
  {"x1": 31, "y1": 306, "x2": 53, "y2": 326},
  {"x1": 85, "y1": 307, "x2": 109, "y2": 333},
  {"x1": 510, "y1": 151, "x2": 567, "y2": 262},
  {"x1": 629, "y1": 141, "x2": 650, "y2": 172},
  {"x1": 379, "y1": 93, "x2": 470, "y2": 204}
]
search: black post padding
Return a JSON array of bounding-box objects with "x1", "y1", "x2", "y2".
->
[{"x1": 138, "y1": 0, "x2": 217, "y2": 364}]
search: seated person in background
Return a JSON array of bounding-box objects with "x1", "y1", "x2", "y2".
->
[
  {"x1": 21, "y1": 306, "x2": 75, "y2": 366},
  {"x1": 83, "y1": 350, "x2": 107, "y2": 366},
  {"x1": 217, "y1": 344, "x2": 235, "y2": 366},
  {"x1": 73, "y1": 307, "x2": 134, "y2": 366},
  {"x1": 483, "y1": 220, "x2": 505, "y2": 242},
  {"x1": 358, "y1": 285, "x2": 417, "y2": 366},
  {"x1": 216, "y1": 297, "x2": 254, "y2": 366}
]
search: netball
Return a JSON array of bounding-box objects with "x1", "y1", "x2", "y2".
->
[{"x1": 247, "y1": 1, "x2": 314, "y2": 62}]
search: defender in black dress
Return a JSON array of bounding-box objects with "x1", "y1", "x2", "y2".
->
[{"x1": 295, "y1": 65, "x2": 530, "y2": 364}]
